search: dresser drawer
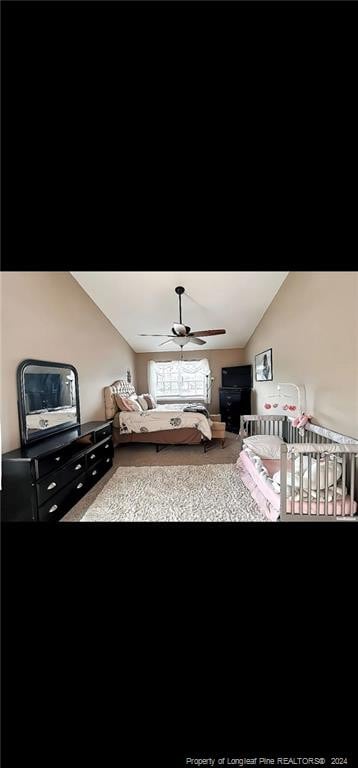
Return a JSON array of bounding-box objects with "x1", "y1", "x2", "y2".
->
[
  {"x1": 37, "y1": 454, "x2": 87, "y2": 506},
  {"x1": 87, "y1": 445, "x2": 102, "y2": 465},
  {"x1": 102, "y1": 454, "x2": 113, "y2": 471},
  {"x1": 61, "y1": 454, "x2": 87, "y2": 488},
  {"x1": 87, "y1": 436, "x2": 113, "y2": 463},
  {"x1": 94, "y1": 424, "x2": 112, "y2": 442},
  {"x1": 37, "y1": 446, "x2": 70, "y2": 478},
  {"x1": 38, "y1": 473, "x2": 88, "y2": 521},
  {"x1": 87, "y1": 456, "x2": 112, "y2": 488},
  {"x1": 97, "y1": 437, "x2": 114, "y2": 459}
]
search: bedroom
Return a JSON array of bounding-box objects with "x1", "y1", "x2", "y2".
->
[{"x1": 1, "y1": 270, "x2": 357, "y2": 522}]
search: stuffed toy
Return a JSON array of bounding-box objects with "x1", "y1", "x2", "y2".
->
[{"x1": 292, "y1": 413, "x2": 312, "y2": 428}]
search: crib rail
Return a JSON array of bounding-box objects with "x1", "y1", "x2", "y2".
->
[
  {"x1": 280, "y1": 443, "x2": 358, "y2": 521},
  {"x1": 240, "y1": 414, "x2": 286, "y2": 443},
  {"x1": 286, "y1": 418, "x2": 358, "y2": 446}
]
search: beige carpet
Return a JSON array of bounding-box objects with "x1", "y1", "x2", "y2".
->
[
  {"x1": 62, "y1": 431, "x2": 241, "y2": 522},
  {"x1": 79, "y1": 464, "x2": 266, "y2": 522}
]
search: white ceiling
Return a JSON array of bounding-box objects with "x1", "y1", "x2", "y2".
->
[{"x1": 71, "y1": 271, "x2": 288, "y2": 353}]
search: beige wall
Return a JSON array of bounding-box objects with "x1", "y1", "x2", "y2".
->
[
  {"x1": 136, "y1": 348, "x2": 245, "y2": 414},
  {"x1": 244, "y1": 271, "x2": 358, "y2": 439},
  {"x1": 1, "y1": 272, "x2": 137, "y2": 452},
  {"x1": 3, "y1": 270, "x2": 356, "y2": 452}
]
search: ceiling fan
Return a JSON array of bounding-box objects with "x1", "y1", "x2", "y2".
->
[{"x1": 139, "y1": 286, "x2": 226, "y2": 347}]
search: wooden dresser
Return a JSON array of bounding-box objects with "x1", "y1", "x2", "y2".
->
[
  {"x1": 1, "y1": 420, "x2": 113, "y2": 522},
  {"x1": 219, "y1": 387, "x2": 251, "y2": 434}
]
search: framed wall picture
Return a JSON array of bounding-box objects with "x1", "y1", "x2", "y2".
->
[{"x1": 255, "y1": 348, "x2": 273, "y2": 381}]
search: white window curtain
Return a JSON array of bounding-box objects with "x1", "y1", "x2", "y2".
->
[
  {"x1": 147, "y1": 358, "x2": 212, "y2": 403},
  {"x1": 148, "y1": 360, "x2": 157, "y2": 398}
]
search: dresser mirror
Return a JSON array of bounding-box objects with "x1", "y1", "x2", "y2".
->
[{"x1": 17, "y1": 359, "x2": 81, "y2": 446}]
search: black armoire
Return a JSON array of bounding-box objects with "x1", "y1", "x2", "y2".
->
[{"x1": 219, "y1": 364, "x2": 252, "y2": 433}]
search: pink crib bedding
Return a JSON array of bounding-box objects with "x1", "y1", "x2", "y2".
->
[
  {"x1": 237, "y1": 451, "x2": 280, "y2": 520},
  {"x1": 237, "y1": 450, "x2": 357, "y2": 521}
]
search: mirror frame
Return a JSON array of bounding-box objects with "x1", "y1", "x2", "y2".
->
[{"x1": 17, "y1": 359, "x2": 81, "y2": 446}]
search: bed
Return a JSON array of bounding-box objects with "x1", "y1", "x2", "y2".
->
[
  {"x1": 26, "y1": 406, "x2": 78, "y2": 433},
  {"x1": 104, "y1": 380, "x2": 212, "y2": 449},
  {"x1": 237, "y1": 415, "x2": 358, "y2": 521}
]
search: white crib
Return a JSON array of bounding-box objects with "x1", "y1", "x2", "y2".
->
[{"x1": 239, "y1": 415, "x2": 358, "y2": 521}]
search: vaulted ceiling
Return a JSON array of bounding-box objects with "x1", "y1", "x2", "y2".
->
[{"x1": 71, "y1": 271, "x2": 288, "y2": 353}]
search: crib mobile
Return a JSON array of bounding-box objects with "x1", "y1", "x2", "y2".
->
[
  {"x1": 263, "y1": 383, "x2": 312, "y2": 427},
  {"x1": 238, "y1": 382, "x2": 312, "y2": 440}
]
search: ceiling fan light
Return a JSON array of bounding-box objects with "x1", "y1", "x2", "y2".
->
[{"x1": 172, "y1": 323, "x2": 188, "y2": 336}]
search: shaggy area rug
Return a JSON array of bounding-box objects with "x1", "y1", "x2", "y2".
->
[{"x1": 79, "y1": 464, "x2": 266, "y2": 522}]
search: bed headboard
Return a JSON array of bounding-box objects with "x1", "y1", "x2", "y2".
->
[{"x1": 104, "y1": 379, "x2": 136, "y2": 420}]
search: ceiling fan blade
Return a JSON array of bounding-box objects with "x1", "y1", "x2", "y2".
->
[
  {"x1": 138, "y1": 334, "x2": 176, "y2": 337},
  {"x1": 188, "y1": 329, "x2": 226, "y2": 337},
  {"x1": 159, "y1": 339, "x2": 176, "y2": 347},
  {"x1": 188, "y1": 337, "x2": 206, "y2": 345}
]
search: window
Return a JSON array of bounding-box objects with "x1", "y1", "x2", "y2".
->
[{"x1": 148, "y1": 359, "x2": 211, "y2": 401}]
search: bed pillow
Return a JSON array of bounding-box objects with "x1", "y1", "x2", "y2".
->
[
  {"x1": 143, "y1": 394, "x2": 156, "y2": 409},
  {"x1": 273, "y1": 457, "x2": 342, "y2": 491},
  {"x1": 304, "y1": 459, "x2": 342, "y2": 491},
  {"x1": 115, "y1": 394, "x2": 137, "y2": 411},
  {"x1": 130, "y1": 399, "x2": 142, "y2": 412},
  {"x1": 137, "y1": 395, "x2": 148, "y2": 411},
  {"x1": 129, "y1": 394, "x2": 143, "y2": 411},
  {"x1": 243, "y1": 434, "x2": 284, "y2": 460}
]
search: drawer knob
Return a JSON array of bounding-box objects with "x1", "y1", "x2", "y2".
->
[
  {"x1": 90, "y1": 454, "x2": 96, "y2": 460},
  {"x1": 75, "y1": 464, "x2": 82, "y2": 471},
  {"x1": 47, "y1": 481, "x2": 57, "y2": 490},
  {"x1": 76, "y1": 482, "x2": 84, "y2": 490},
  {"x1": 55, "y1": 456, "x2": 61, "y2": 462},
  {"x1": 92, "y1": 470, "x2": 97, "y2": 476},
  {"x1": 106, "y1": 458, "x2": 110, "y2": 463},
  {"x1": 105, "y1": 444, "x2": 109, "y2": 449},
  {"x1": 49, "y1": 504, "x2": 58, "y2": 514}
]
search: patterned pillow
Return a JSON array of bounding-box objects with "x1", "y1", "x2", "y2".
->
[
  {"x1": 115, "y1": 395, "x2": 137, "y2": 411},
  {"x1": 143, "y1": 394, "x2": 157, "y2": 409},
  {"x1": 130, "y1": 399, "x2": 142, "y2": 412},
  {"x1": 129, "y1": 394, "x2": 143, "y2": 411},
  {"x1": 137, "y1": 395, "x2": 148, "y2": 411}
]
